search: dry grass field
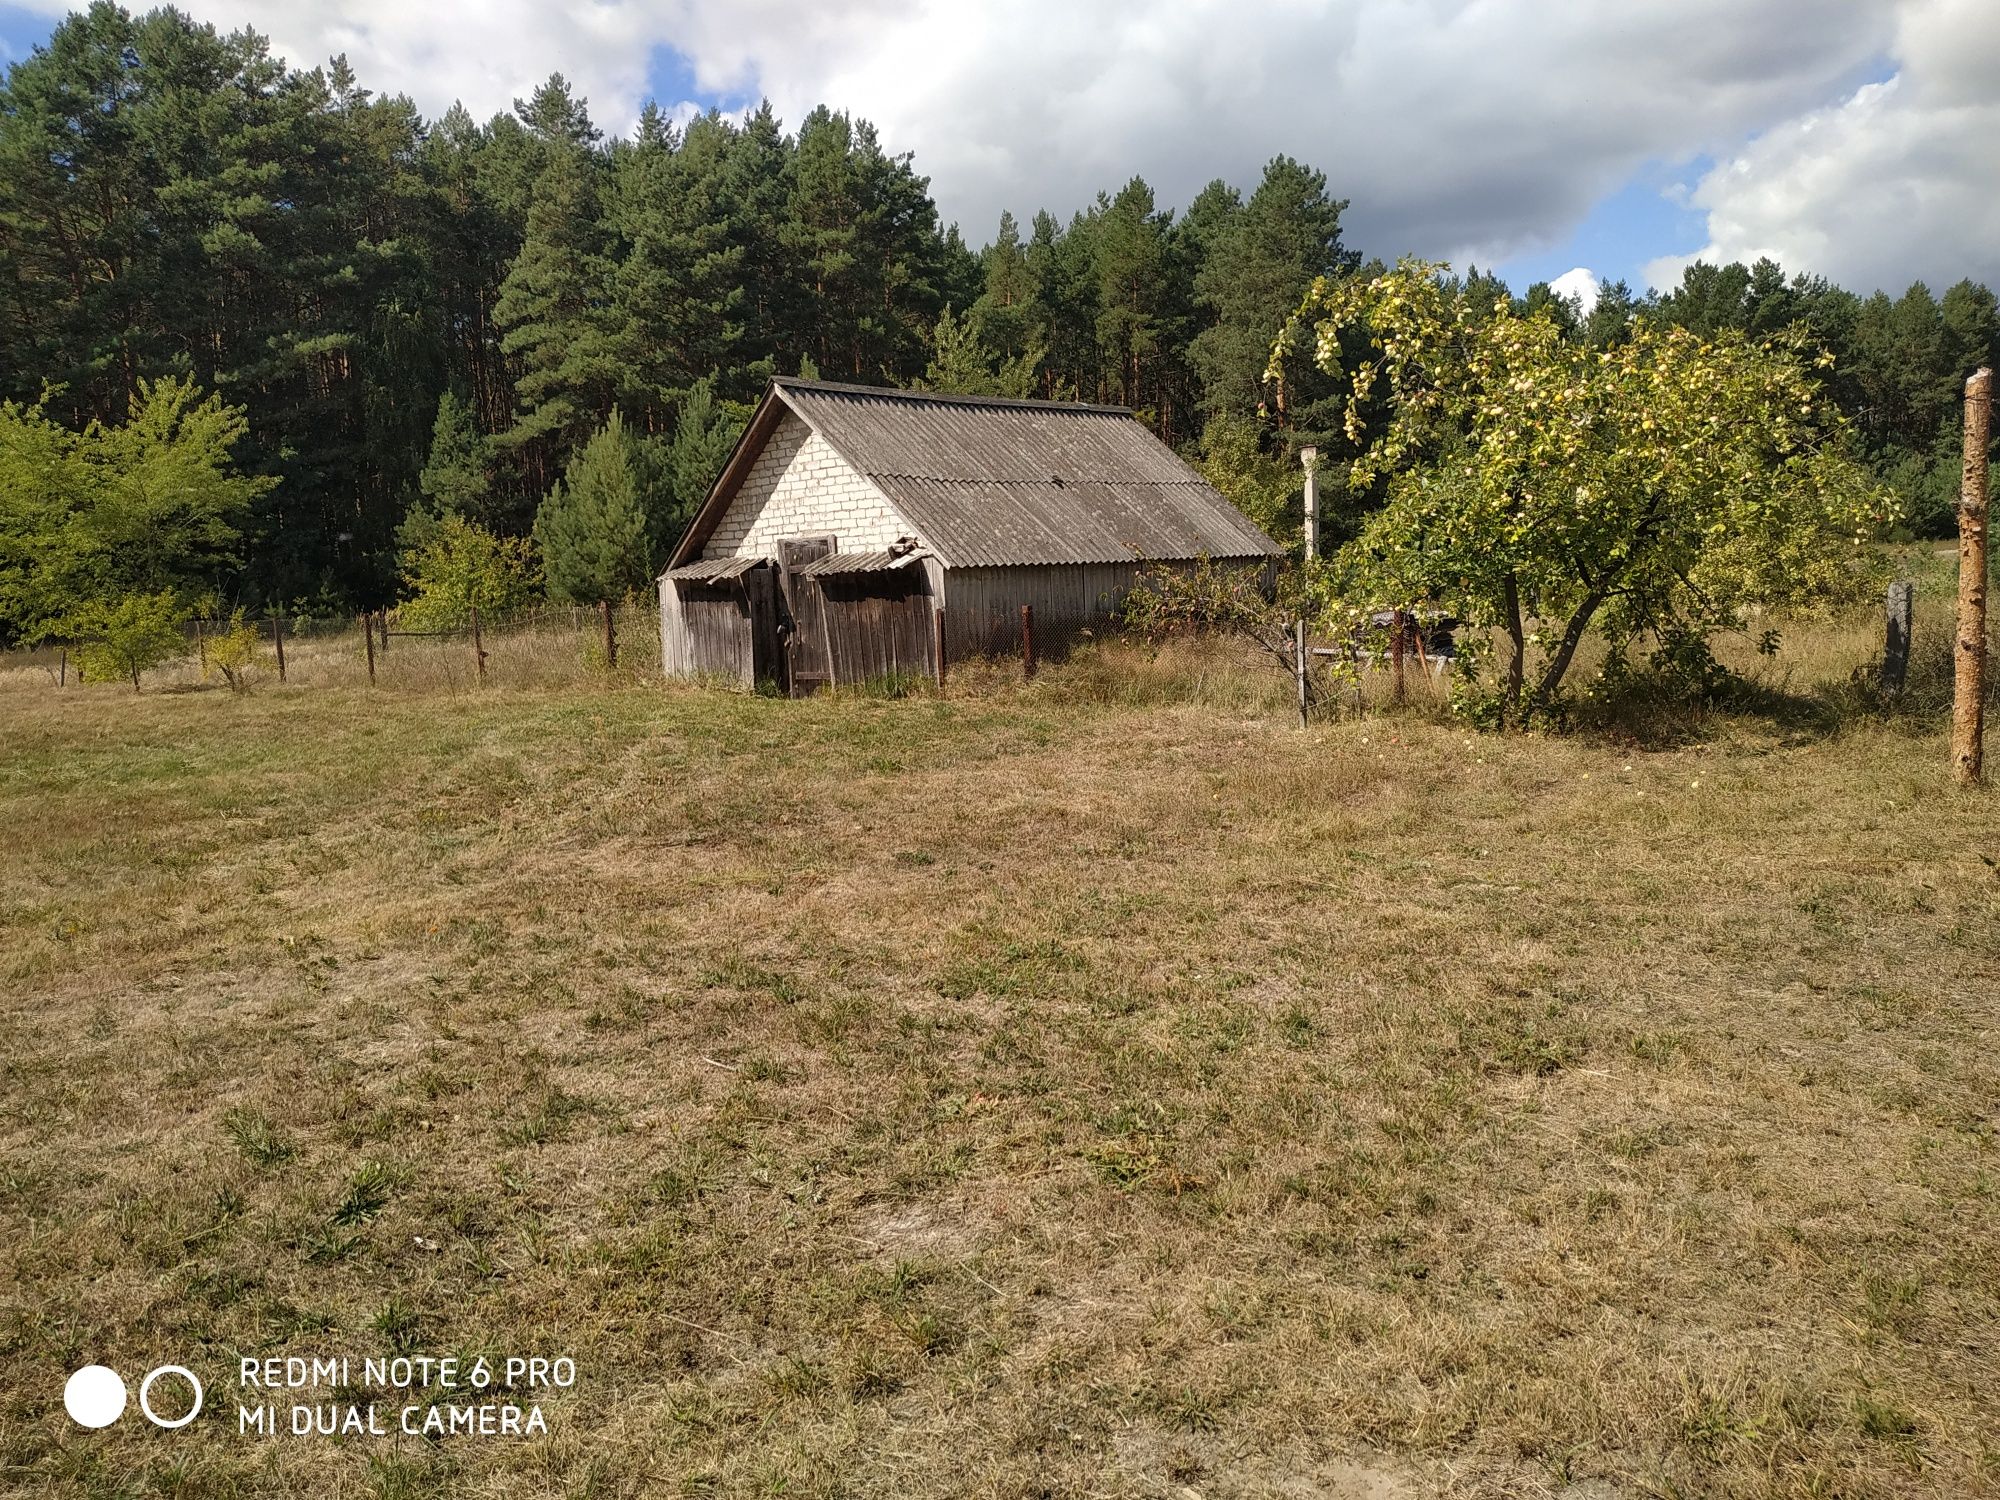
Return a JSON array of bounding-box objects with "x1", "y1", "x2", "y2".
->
[{"x1": 1, "y1": 600, "x2": 1997, "y2": 1499}]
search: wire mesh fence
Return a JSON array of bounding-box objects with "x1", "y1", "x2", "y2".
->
[{"x1": 1, "y1": 601, "x2": 666, "y2": 694}]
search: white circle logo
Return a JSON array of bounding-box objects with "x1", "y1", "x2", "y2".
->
[
  {"x1": 138, "y1": 1366, "x2": 203, "y2": 1429},
  {"x1": 64, "y1": 1366, "x2": 127, "y2": 1428}
]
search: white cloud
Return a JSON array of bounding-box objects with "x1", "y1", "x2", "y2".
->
[
  {"x1": 1549, "y1": 267, "x2": 1601, "y2": 314},
  {"x1": 1645, "y1": 0, "x2": 2000, "y2": 294}
]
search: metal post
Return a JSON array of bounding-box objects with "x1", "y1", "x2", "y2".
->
[
  {"x1": 1020, "y1": 604, "x2": 1036, "y2": 679},
  {"x1": 362, "y1": 612, "x2": 376, "y2": 685},
  {"x1": 471, "y1": 605, "x2": 487, "y2": 684},
  {"x1": 1294, "y1": 619, "x2": 1309, "y2": 728},
  {"x1": 1954, "y1": 366, "x2": 1990, "y2": 784},
  {"x1": 1300, "y1": 445, "x2": 1320, "y2": 563},
  {"x1": 272, "y1": 610, "x2": 286, "y2": 682},
  {"x1": 1883, "y1": 581, "x2": 1913, "y2": 698},
  {"x1": 600, "y1": 597, "x2": 617, "y2": 670},
  {"x1": 933, "y1": 606, "x2": 947, "y2": 687}
]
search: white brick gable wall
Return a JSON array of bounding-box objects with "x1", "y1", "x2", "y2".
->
[{"x1": 703, "y1": 411, "x2": 915, "y2": 559}]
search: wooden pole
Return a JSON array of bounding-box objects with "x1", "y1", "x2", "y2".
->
[
  {"x1": 378, "y1": 610, "x2": 389, "y2": 656},
  {"x1": 1294, "y1": 619, "x2": 1309, "y2": 728},
  {"x1": 1020, "y1": 604, "x2": 1036, "y2": 679},
  {"x1": 1390, "y1": 608, "x2": 1407, "y2": 704},
  {"x1": 362, "y1": 611, "x2": 376, "y2": 685},
  {"x1": 59, "y1": 646, "x2": 67, "y2": 687},
  {"x1": 933, "y1": 606, "x2": 947, "y2": 687},
  {"x1": 1883, "y1": 581, "x2": 1913, "y2": 698},
  {"x1": 1954, "y1": 366, "x2": 1990, "y2": 784},
  {"x1": 471, "y1": 605, "x2": 487, "y2": 684},
  {"x1": 272, "y1": 610, "x2": 286, "y2": 682},
  {"x1": 600, "y1": 597, "x2": 617, "y2": 670}
]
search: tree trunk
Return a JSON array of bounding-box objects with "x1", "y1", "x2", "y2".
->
[
  {"x1": 1533, "y1": 585, "x2": 1613, "y2": 709},
  {"x1": 1501, "y1": 573, "x2": 1526, "y2": 724}
]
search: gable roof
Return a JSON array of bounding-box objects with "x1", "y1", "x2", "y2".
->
[{"x1": 667, "y1": 378, "x2": 1282, "y2": 570}]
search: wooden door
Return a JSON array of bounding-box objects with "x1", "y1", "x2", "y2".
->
[
  {"x1": 743, "y1": 565, "x2": 784, "y2": 691},
  {"x1": 776, "y1": 536, "x2": 835, "y2": 695}
]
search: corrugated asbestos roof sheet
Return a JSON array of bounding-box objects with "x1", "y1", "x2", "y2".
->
[
  {"x1": 662, "y1": 555, "x2": 764, "y2": 582},
  {"x1": 769, "y1": 380, "x2": 1282, "y2": 568},
  {"x1": 794, "y1": 548, "x2": 928, "y2": 576}
]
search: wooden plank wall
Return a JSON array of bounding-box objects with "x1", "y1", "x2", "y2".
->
[
  {"x1": 663, "y1": 581, "x2": 756, "y2": 685},
  {"x1": 658, "y1": 578, "x2": 691, "y2": 676},
  {"x1": 938, "y1": 563, "x2": 1145, "y2": 660},
  {"x1": 817, "y1": 571, "x2": 937, "y2": 685}
]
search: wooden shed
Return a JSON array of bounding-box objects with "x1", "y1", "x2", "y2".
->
[{"x1": 660, "y1": 378, "x2": 1281, "y2": 691}]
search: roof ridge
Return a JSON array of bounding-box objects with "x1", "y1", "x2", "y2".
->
[
  {"x1": 773, "y1": 376, "x2": 1134, "y2": 418},
  {"x1": 866, "y1": 471, "x2": 1212, "y2": 485}
]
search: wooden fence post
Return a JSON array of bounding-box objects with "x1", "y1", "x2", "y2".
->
[
  {"x1": 1391, "y1": 608, "x2": 1408, "y2": 704},
  {"x1": 378, "y1": 611, "x2": 389, "y2": 656},
  {"x1": 1294, "y1": 619, "x2": 1309, "y2": 729},
  {"x1": 362, "y1": 611, "x2": 376, "y2": 685},
  {"x1": 933, "y1": 606, "x2": 947, "y2": 687},
  {"x1": 1883, "y1": 581, "x2": 1913, "y2": 697},
  {"x1": 272, "y1": 609, "x2": 286, "y2": 682},
  {"x1": 1954, "y1": 366, "x2": 1990, "y2": 785},
  {"x1": 470, "y1": 605, "x2": 487, "y2": 684},
  {"x1": 600, "y1": 597, "x2": 617, "y2": 670},
  {"x1": 1020, "y1": 604, "x2": 1036, "y2": 679},
  {"x1": 59, "y1": 646, "x2": 67, "y2": 687}
]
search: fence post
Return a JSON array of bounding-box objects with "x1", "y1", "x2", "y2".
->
[
  {"x1": 1883, "y1": 581, "x2": 1913, "y2": 698},
  {"x1": 600, "y1": 597, "x2": 617, "y2": 670},
  {"x1": 1391, "y1": 608, "x2": 1408, "y2": 704},
  {"x1": 471, "y1": 605, "x2": 487, "y2": 684},
  {"x1": 362, "y1": 611, "x2": 376, "y2": 685},
  {"x1": 1954, "y1": 366, "x2": 1990, "y2": 784},
  {"x1": 272, "y1": 609, "x2": 286, "y2": 682},
  {"x1": 1020, "y1": 604, "x2": 1036, "y2": 679},
  {"x1": 1294, "y1": 619, "x2": 1309, "y2": 729},
  {"x1": 59, "y1": 646, "x2": 67, "y2": 687},
  {"x1": 378, "y1": 611, "x2": 389, "y2": 656},
  {"x1": 933, "y1": 606, "x2": 947, "y2": 687}
]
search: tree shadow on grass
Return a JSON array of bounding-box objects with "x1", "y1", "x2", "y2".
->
[{"x1": 1565, "y1": 635, "x2": 1989, "y2": 752}]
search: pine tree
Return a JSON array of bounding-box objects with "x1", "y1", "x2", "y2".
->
[
  {"x1": 514, "y1": 73, "x2": 601, "y2": 149},
  {"x1": 612, "y1": 111, "x2": 743, "y2": 429},
  {"x1": 533, "y1": 410, "x2": 651, "y2": 603},
  {"x1": 418, "y1": 392, "x2": 496, "y2": 522},
  {"x1": 1094, "y1": 180, "x2": 1169, "y2": 411},
  {"x1": 495, "y1": 140, "x2": 621, "y2": 482},
  {"x1": 917, "y1": 307, "x2": 1038, "y2": 398},
  {"x1": 652, "y1": 378, "x2": 742, "y2": 559},
  {"x1": 1189, "y1": 157, "x2": 1352, "y2": 421},
  {"x1": 971, "y1": 211, "x2": 1044, "y2": 366}
]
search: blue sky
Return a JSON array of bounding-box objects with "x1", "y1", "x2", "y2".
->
[
  {"x1": 1491, "y1": 171, "x2": 1713, "y2": 298},
  {"x1": 2, "y1": 2, "x2": 1991, "y2": 299}
]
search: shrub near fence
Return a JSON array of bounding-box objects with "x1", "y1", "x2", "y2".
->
[{"x1": 0, "y1": 601, "x2": 665, "y2": 694}]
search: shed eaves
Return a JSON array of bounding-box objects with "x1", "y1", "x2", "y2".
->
[
  {"x1": 769, "y1": 380, "x2": 1281, "y2": 568},
  {"x1": 794, "y1": 548, "x2": 928, "y2": 576},
  {"x1": 662, "y1": 555, "x2": 765, "y2": 582}
]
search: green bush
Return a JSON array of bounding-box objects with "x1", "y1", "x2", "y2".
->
[
  {"x1": 71, "y1": 591, "x2": 188, "y2": 689},
  {"x1": 399, "y1": 515, "x2": 539, "y2": 632},
  {"x1": 204, "y1": 610, "x2": 269, "y2": 692}
]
